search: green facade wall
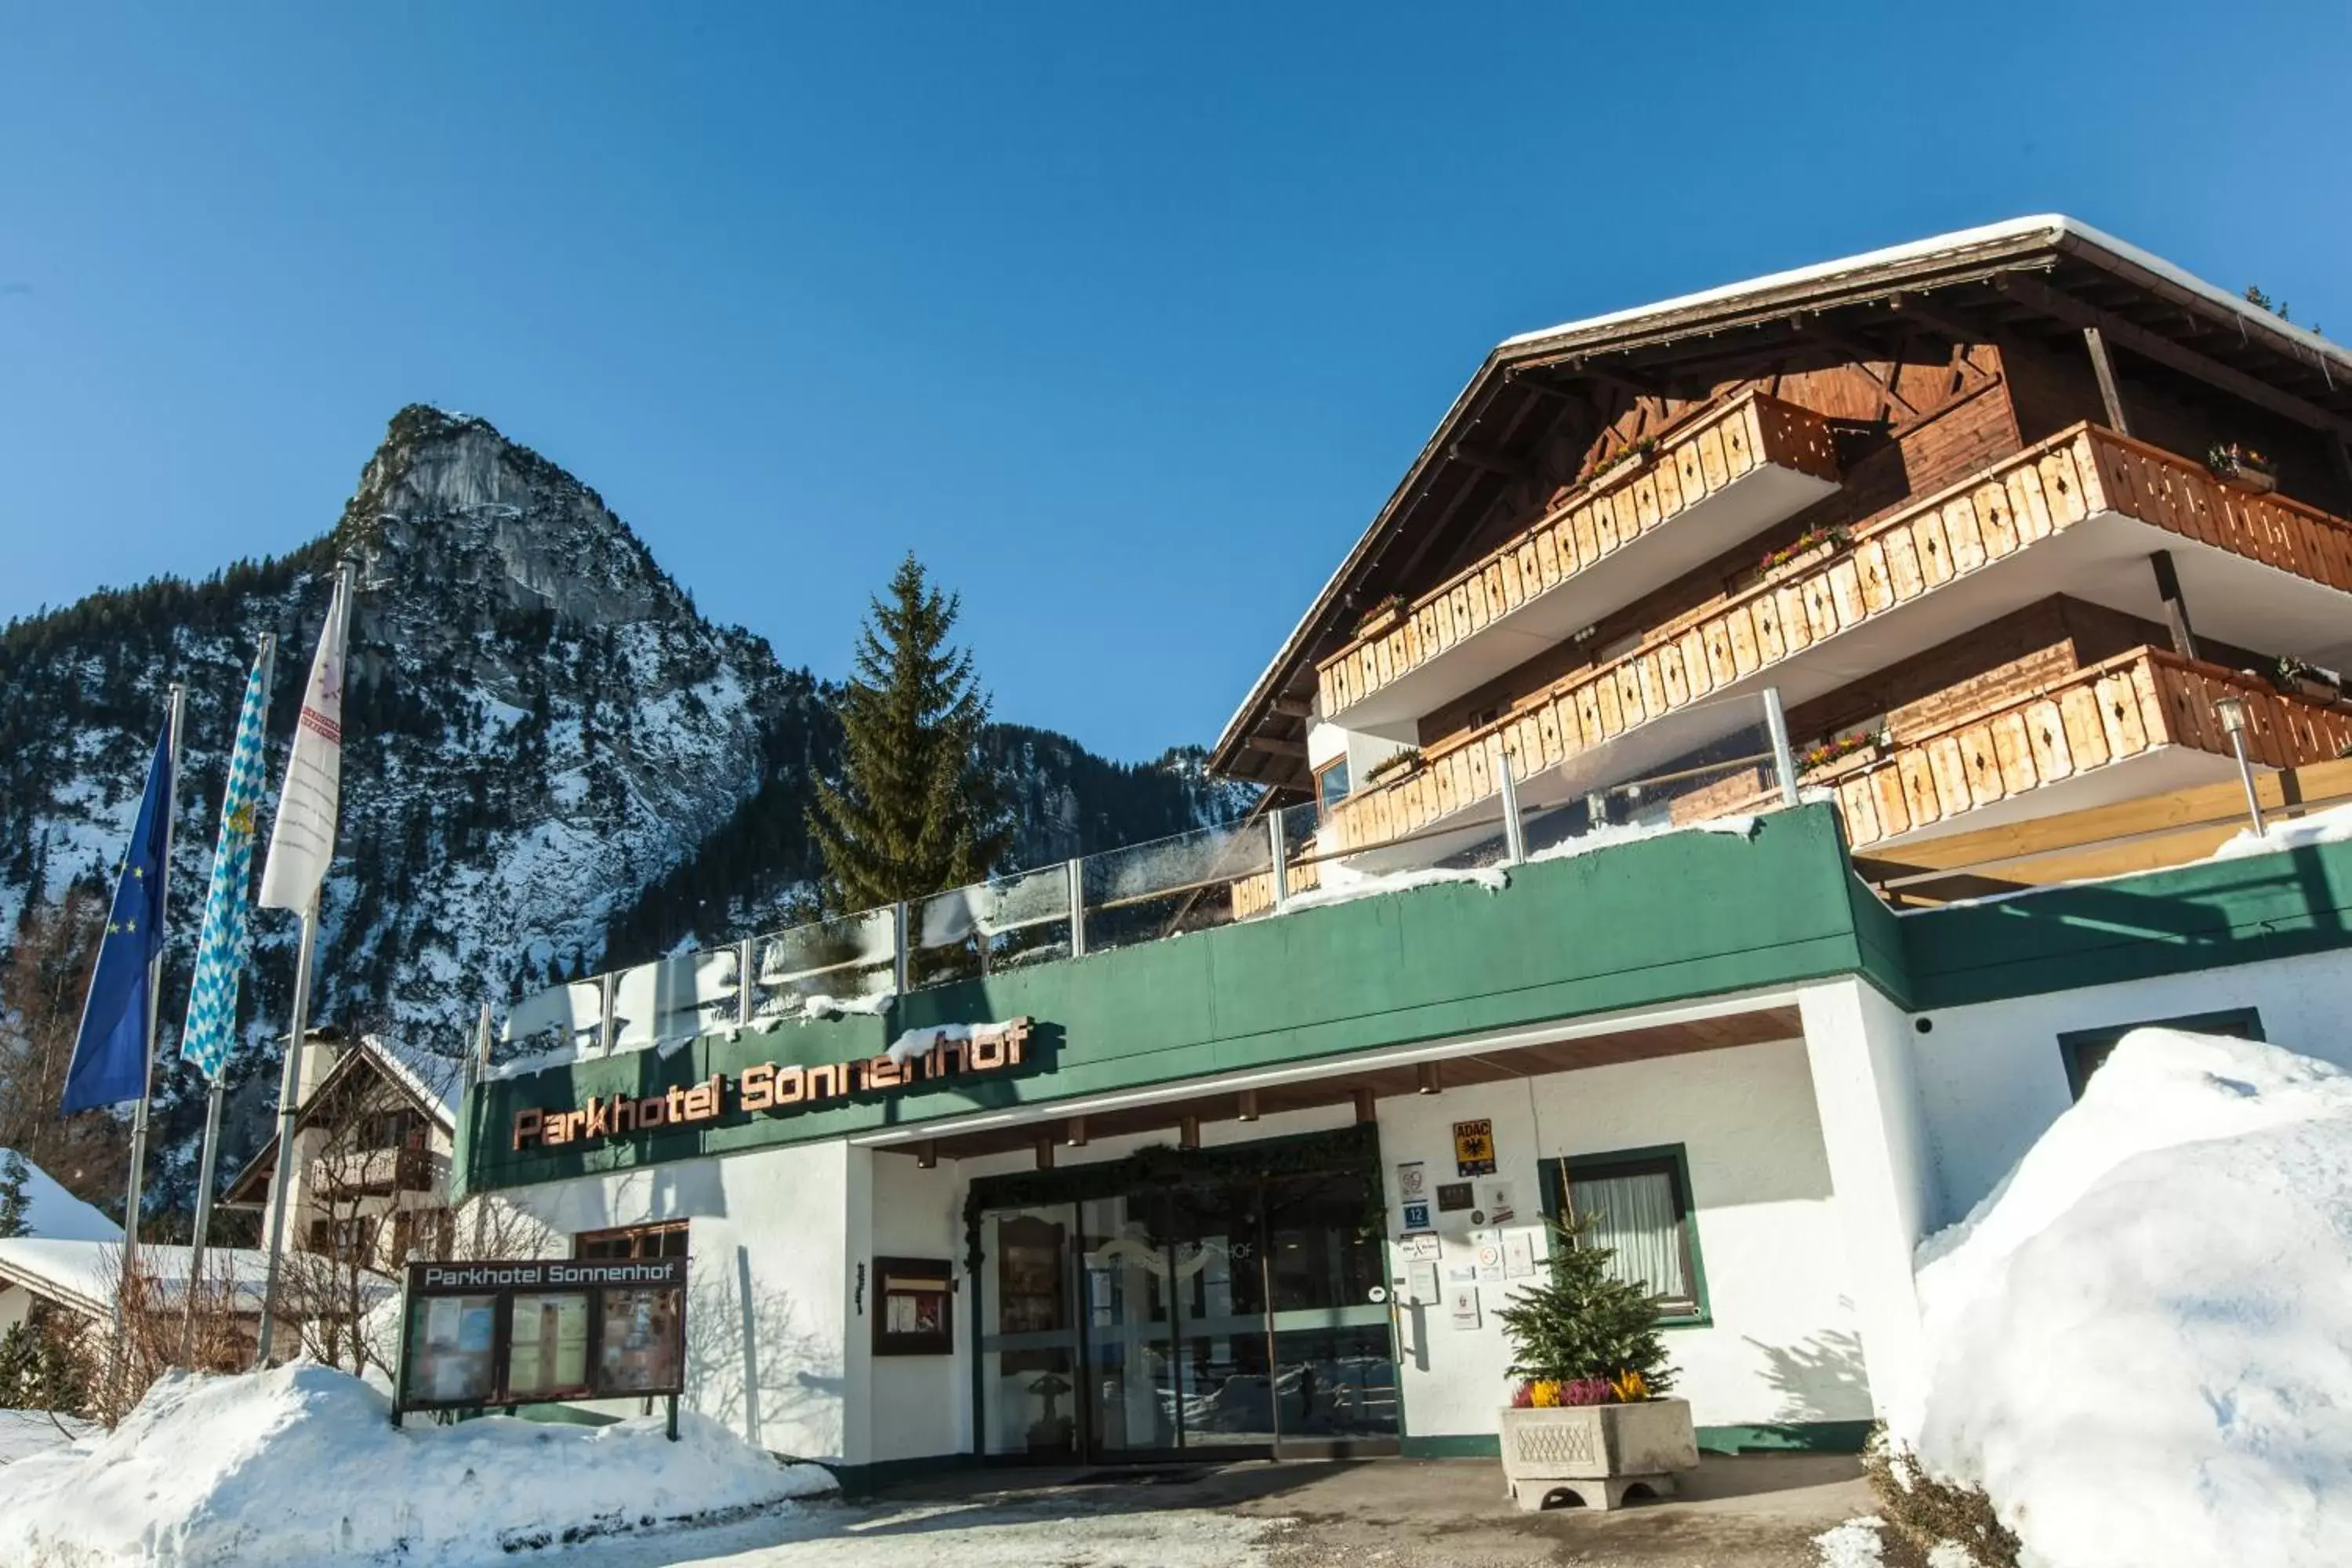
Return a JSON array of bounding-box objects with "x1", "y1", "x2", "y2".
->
[
  {"x1": 459, "y1": 808, "x2": 1873, "y2": 1196},
  {"x1": 456, "y1": 806, "x2": 2352, "y2": 1198}
]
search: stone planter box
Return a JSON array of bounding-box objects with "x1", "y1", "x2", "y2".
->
[{"x1": 1498, "y1": 1398, "x2": 1699, "y2": 1512}]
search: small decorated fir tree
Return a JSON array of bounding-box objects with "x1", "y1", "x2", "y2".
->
[{"x1": 1494, "y1": 1214, "x2": 1674, "y2": 1400}]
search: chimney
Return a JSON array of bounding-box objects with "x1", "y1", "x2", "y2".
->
[{"x1": 289, "y1": 1026, "x2": 347, "y2": 1112}]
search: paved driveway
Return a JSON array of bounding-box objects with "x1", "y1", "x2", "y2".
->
[{"x1": 572, "y1": 1454, "x2": 1868, "y2": 1568}]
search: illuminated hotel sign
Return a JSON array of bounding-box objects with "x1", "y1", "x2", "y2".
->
[{"x1": 510, "y1": 1017, "x2": 1034, "y2": 1152}]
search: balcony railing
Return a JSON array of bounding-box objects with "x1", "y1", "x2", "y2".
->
[
  {"x1": 492, "y1": 695, "x2": 1799, "y2": 1080},
  {"x1": 1316, "y1": 390, "x2": 1842, "y2": 728},
  {"x1": 1316, "y1": 423, "x2": 2352, "y2": 852},
  {"x1": 1816, "y1": 647, "x2": 2352, "y2": 849}
]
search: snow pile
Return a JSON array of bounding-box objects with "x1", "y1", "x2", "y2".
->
[
  {"x1": 0, "y1": 1149, "x2": 122, "y2": 1241},
  {"x1": 0, "y1": 1409, "x2": 93, "y2": 1467},
  {"x1": 2209, "y1": 800, "x2": 2352, "y2": 862},
  {"x1": 0, "y1": 1363, "x2": 834, "y2": 1566},
  {"x1": 1897, "y1": 1029, "x2": 2352, "y2": 1568}
]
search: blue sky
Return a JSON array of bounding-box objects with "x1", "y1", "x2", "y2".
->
[{"x1": 4, "y1": 4, "x2": 2347, "y2": 761}]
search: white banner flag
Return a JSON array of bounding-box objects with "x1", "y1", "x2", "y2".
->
[{"x1": 258, "y1": 572, "x2": 351, "y2": 910}]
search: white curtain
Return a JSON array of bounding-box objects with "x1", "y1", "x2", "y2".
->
[{"x1": 1570, "y1": 1170, "x2": 1688, "y2": 1304}]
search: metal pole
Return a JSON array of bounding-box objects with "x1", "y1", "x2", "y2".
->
[
  {"x1": 1268, "y1": 812, "x2": 1289, "y2": 911},
  {"x1": 114, "y1": 682, "x2": 183, "y2": 1386},
  {"x1": 736, "y1": 938, "x2": 757, "y2": 1026},
  {"x1": 180, "y1": 1080, "x2": 225, "y2": 1362},
  {"x1": 1497, "y1": 753, "x2": 1527, "y2": 866},
  {"x1": 1065, "y1": 858, "x2": 1087, "y2": 959},
  {"x1": 2228, "y1": 731, "x2": 2266, "y2": 837},
  {"x1": 1762, "y1": 687, "x2": 1802, "y2": 808},
  {"x1": 891, "y1": 902, "x2": 910, "y2": 994},
  {"x1": 255, "y1": 898, "x2": 320, "y2": 1365},
  {"x1": 597, "y1": 969, "x2": 618, "y2": 1055}
]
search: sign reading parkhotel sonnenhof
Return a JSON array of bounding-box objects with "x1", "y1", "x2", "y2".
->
[{"x1": 510, "y1": 1017, "x2": 1035, "y2": 1152}]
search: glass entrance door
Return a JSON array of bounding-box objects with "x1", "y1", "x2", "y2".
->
[{"x1": 975, "y1": 1143, "x2": 1402, "y2": 1464}]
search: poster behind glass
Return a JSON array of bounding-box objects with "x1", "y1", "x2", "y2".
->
[
  {"x1": 408, "y1": 1293, "x2": 499, "y2": 1403},
  {"x1": 506, "y1": 1292, "x2": 591, "y2": 1398},
  {"x1": 596, "y1": 1286, "x2": 684, "y2": 1395}
]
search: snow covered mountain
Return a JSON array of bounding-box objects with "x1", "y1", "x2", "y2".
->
[{"x1": 0, "y1": 406, "x2": 1250, "y2": 1210}]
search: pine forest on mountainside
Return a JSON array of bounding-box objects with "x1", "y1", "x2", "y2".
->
[{"x1": 0, "y1": 405, "x2": 1252, "y2": 1224}]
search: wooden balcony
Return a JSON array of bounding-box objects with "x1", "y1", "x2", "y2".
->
[
  {"x1": 1312, "y1": 424, "x2": 2352, "y2": 858},
  {"x1": 1316, "y1": 390, "x2": 1841, "y2": 730},
  {"x1": 1824, "y1": 648, "x2": 2352, "y2": 850}
]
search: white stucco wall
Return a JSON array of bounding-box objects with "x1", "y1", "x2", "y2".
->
[
  {"x1": 1910, "y1": 946, "x2": 2352, "y2": 1226},
  {"x1": 497, "y1": 1140, "x2": 854, "y2": 1463},
  {"x1": 1798, "y1": 978, "x2": 1937, "y2": 1426},
  {"x1": 1374, "y1": 1034, "x2": 1871, "y2": 1440},
  {"x1": 858, "y1": 1149, "x2": 967, "y2": 1465}
]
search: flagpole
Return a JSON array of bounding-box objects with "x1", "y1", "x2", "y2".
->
[
  {"x1": 183, "y1": 633, "x2": 276, "y2": 1363},
  {"x1": 253, "y1": 895, "x2": 318, "y2": 1366},
  {"x1": 113, "y1": 683, "x2": 183, "y2": 1370},
  {"x1": 256, "y1": 561, "x2": 355, "y2": 1366}
]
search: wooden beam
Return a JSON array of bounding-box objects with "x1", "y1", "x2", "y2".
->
[
  {"x1": 1885, "y1": 291, "x2": 1988, "y2": 347},
  {"x1": 2147, "y1": 550, "x2": 2198, "y2": 659},
  {"x1": 1995, "y1": 273, "x2": 2352, "y2": 443},
  {"x1": 1502, "y1": 366, "x2": 1583, "y2": 401},
  {"x1": 1243, "y1": 735, "x2": 1306, "y2": 760},
  {"x1": 2083, "y1": 325, "x2": 2132, "y2": 435},
  {"x1": 1790, "y1": 312, "x2": 1920, "y2": 416},
  {"x1": 1447, "y1": 441, "x2": 1530, "y2": 480},
  {"x1": 1563, "y1": 355, "x2": 1668, "y2": 399},
  {"x1": 1269, "y1": 694, "x2": 1314, "y2": 720}
]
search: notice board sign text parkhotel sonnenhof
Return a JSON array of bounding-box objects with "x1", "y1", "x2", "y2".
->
[{"x1": 393, "y1": 1255, "x2": 688, "y2": 1429}]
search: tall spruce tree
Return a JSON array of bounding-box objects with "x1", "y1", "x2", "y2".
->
[
  {"x1": 0, "y1": 1151, "x2": 27, "y2": 1239},
  {"x1": 809, "y1": 554, "x2": 1008, "y2": 912}
]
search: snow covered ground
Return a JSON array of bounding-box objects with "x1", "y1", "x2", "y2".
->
[
  {"x1": 0, "y1": 1363, "x2": 834, "y2": 1566},
  {"x1": 1820, "y1": 1027, "x2": 2352, "y2": 1568}
]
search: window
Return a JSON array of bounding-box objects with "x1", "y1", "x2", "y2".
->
[
  {"x1": 1546, "y1": 1146, "x2": 1707, "y2": 1323},
  {"x1": 574, "y1": 1222, "x2": 689, "y2": 1261},
  {"x1": 2058, "y1": 1007, "x2": 2263, "y2": 1101},
  {"x1": 361, "y1": 1109, "x2": 425, "y2": 1152},
  {"x1": 1316, "y1": 756, "x2": 1350, "y2": 814}
]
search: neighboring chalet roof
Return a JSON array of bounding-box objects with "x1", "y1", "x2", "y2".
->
[
  {"x1": 0, "y1": 1149, "x2": 123, "y2": 1243},
  {"x1": 0, "y1": 1238, "x2": 368, "y2": 1321},
  {"x1": 1210, "y1": 215, "x2": 2352, "y2": 792},
  {"x1": 220, "y1": 1034, "x2": 461, "y2": 1209}
]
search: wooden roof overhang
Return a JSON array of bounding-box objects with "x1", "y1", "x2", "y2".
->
[{"x1": 1210, "y1": 220, "x2": 2352, "y2": 794}]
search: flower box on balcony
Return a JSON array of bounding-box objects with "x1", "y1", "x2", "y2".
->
[
  {"x1": 2271, "y1": 659, "x2": 2342, "y2": 706},
  {"x1": 1498, "y1": 1399, "x2": 1698, "y2": 1512},
  {"x1": 1354, "y1": 596, "x2": 1407, "y2": 640},
  {"x1": 1758, "y1": 525, "x2": 1853, "y2": 585},
  {"x1": 1797, "y1": 731, "x2": 1886, "y2": 779},
  {"x1": 2209, "y1": 444, "x2": 2277, "y2": 495}
]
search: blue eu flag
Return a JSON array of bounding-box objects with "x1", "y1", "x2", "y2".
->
[{"x1": 62, "y1": 721, "x2": 175, "y2": 1113}]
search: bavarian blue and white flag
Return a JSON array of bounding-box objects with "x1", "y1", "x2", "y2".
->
[
  {"x1": 61, "y1": 720, "x2": 176, "y2": 1112},
  {"x1": 180, "y1": 644, "x2": 274, "y2": 1080}
]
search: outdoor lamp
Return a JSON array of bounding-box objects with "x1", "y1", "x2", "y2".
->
[
  {"x1": 2214, "y1": 695, "x2": 2266, "y2": 837},
  {"x1": 1417, "y1": 1061, "x2": 1443, "y2": 1095}
]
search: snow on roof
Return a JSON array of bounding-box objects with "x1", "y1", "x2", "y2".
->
[
  {"x1": 357, "y1": 1034, "x2": 462, "y2": 1124},
  {"x1": 0, "y1": 1149, "x2": 122, "y2": 1243},
  {"x1": 0, "y1": 1239, "x2": 276, "y2": 1317},
  {"x1": 1216, "y1": 215, "x2": 2350, "y2": 764},
  {"x1": 1501, "y1": 214, "x2": 2351, "y2": 374}
]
